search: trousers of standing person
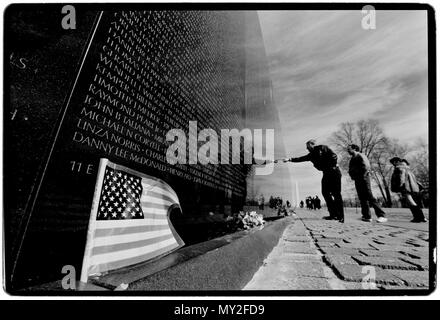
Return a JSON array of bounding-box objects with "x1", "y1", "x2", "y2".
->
[
  {"x1": 354, "y1": 172, "x2": 386, "y2": 219},
  {"x1": 321, "y1": 166, "x2": 344, "y2": 220}
]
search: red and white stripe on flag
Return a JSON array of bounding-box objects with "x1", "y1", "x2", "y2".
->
[{"x1": 80, "y1": 158, "x2": 184, "y2": 283}]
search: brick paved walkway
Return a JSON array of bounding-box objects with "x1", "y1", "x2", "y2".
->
[{"x1": 244, "y1": 208, "x2": 430, "y2": 291}]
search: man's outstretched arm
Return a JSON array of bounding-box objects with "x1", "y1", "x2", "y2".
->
[{"x1": 287, "y1": 154, "x2": 311, "y2": 163}]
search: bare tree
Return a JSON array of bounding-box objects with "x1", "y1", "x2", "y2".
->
[{"x1": 330, "y1": 119, "x2": 410, "y2": 207}]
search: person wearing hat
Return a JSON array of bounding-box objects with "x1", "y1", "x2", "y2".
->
[
  {"x1": 278, "y1": 140, "x2": 344, "y2": 222},
  {"x1": 347, "y1": 144, "x2": 387, "y2": 223},
  {"x1": 390, "y1": 157, "x2": 427, "y2": 222}
]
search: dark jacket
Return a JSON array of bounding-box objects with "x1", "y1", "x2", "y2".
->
[
  {"x1": 348, "y1": 152, "x2": 371, "y2": 180},
  {"x1": 290, "y1": 145, "x2": 338, "y2": 172}
]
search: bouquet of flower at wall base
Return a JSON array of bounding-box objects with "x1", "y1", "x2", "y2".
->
[
  {"x1": 225, "y1": 211, "x2": 265, "y2": 231},
  {"x1": 239, "y1": 211, "x2": 265, "y2": 229}
]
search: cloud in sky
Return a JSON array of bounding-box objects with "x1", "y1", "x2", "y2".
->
[{"x1": 255, "y1": 10, "x2": 428, "y2": 201}]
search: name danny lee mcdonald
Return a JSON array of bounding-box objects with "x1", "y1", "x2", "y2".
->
[{"x1": 174, "y1": 304, "x2": 265, "y2": 317}]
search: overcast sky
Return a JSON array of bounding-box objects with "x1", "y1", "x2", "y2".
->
[{"x1": 257, "y1": 10, "x2": 428, "y2": 202}]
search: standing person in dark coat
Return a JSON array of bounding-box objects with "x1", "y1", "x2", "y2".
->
[
  {"x1": 314, "y1": 196, "x2": 321, "y2": 209},
  {"x1": 278, "y1": 140, "x2": 344, "y2": 222},
  {"x1": 312, "y1": 197, "x2": 317, "y2": 210},
  {"x1": 347, "y1": 144, "x2": 387, "y2": 223}
]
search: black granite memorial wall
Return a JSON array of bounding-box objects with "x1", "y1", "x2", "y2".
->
[{"x1": 5, "y1": 7, "x2": 272, "y2": 290}]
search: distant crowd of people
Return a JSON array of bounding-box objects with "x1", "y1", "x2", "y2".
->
[
  {"x1": 255, "y1": 194, "x2": 294, "y2": 217},
  {"x1": 268, "y1": 196, "x2": 284, "y2": 210},
  {"x1": 299, "y1": 196, "x2": 321, "y2": 210},
  {"x1": 256, "y1": 194, "x2": 285, "y2": 211}
]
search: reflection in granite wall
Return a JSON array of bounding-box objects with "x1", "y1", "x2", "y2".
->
[
  {"x1": 244, "y1": 12, "x2": 292, "y2": 204},
  {"x1": 4, "y1": 6, "x2": 101, "y2": 290},
  {"x1": 5, "y1": 8, "x2": 280, "y2": 290},
  {"x1": 5, "y1": 6, "x2": 99, "y2": 249}
]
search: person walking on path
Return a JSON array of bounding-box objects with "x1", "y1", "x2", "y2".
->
[
  {"x1": 278, "y1": 140, "x2": 344, "y2": 222},
  {"x1": 347, "y1": 144, "x2": 387, "y2": 223},
  {"x1": 390, "y1": 157, "x2": 427, "y2": 223}
]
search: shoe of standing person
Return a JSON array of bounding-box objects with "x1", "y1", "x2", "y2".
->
[
  {"x1": 361, "y1": 217, "x2": 372, "y2": 222},
  {"x1": 409, "y1": 206, "x2": 426, "y2": 222},
  {"x1": 323, "y1": 216, "x2": 334, "y2": 220},
  {"x1": 376, "y1": 217, "x2": 388, "y2": 223},
  {"x1": 415, "y1": 207, "x2": 427, "y2": 222}
]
